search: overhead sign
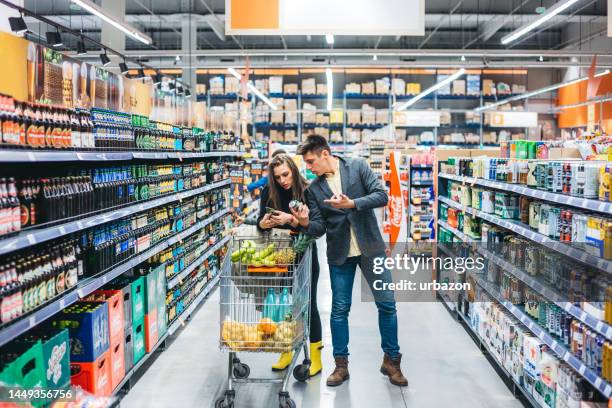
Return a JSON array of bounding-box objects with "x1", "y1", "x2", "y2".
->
[
  {"x1": 226, "y1": 0, "x2": 425, "y2": 36},
  {"x1": 490, "y1": 111, "x2": 538, "y2": 128},
  {"x1": 394, "y1": 111, "x2": 441, "y2": 127}
]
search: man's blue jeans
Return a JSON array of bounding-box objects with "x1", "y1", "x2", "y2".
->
[{"x1": 328, "y1": 255, "x2": 400, "y2": 359}]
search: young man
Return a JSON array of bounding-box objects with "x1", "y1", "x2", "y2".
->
[{"x1": 291, "y1": 135, "x2": 408, "y2": 387}]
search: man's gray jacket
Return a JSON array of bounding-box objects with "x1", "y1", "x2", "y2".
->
[{"x1": 303, "y1": 156, "x2": 388, "y2": 265}]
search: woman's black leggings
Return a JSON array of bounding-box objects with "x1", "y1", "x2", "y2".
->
[{"x1": 310, "y1": 243, "x2": 322, "y2": 343}]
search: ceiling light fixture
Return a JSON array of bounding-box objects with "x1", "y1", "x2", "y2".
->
[
  {"x1": 119, "y1": 61, "x2": 129, "y2": 74},
  {"x1": 539, "y1": 55, "x2": 544, "y2": 62},
  {"x1": 76, "y1": 39, "x2": 87, "y2": 56},
  {"x1": 227, "y1": 67, "x2": 278, "y2": 110},
  {"x1": 325, "y1": 34, "x2": 334, "y2": 45},
  {"x1": 395, "y1": 68, "x2": 466, "y2": 111},
  {"x1": 474, "y1": 69, "x2": 610, "y2": 112},
  {"x1": 71, "y1": 0, "x2": 153, "y2": 45},
  {"x1": 326, "y1": 67, "x2": 333, "y2": 111},
  {"x1": 46, "y1": 29, "x2": 63, "y2": 47},
  {"x1": 461, "y1": 55, "x2": 466, "y2": 62},
  {"x1": 373, "y1": 54, "x2": 378, "y2": 61},
  {"x1": 8, "y1": 14, "x2": 27, "y2": 35},
  {"x1": 99, "y1": 51, "x2": 111, "y2": 66},
  {"x1": 501, "y1": 0, "x2": 582, "y2": 45}
]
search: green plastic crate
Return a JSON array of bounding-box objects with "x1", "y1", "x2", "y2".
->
[
  {"x1": 132, "y1": 317, "x2": 146, "y2": 365},
  {"x1": 131, "y1": 276, "x2": 145, "y2": 323}
]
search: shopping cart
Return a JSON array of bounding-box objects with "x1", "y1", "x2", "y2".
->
[{"x1": 215, "y1": 232, "x2": 313, "y2": 408}]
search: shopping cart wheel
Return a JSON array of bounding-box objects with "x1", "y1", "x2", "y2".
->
[
  {"x1": 214, "y1": 396, "x2": 234, "y2": 408},
  {"x1": 233, "y1": 362, "x2": 250, "y2": 379},
  {"x1": 278, "y1": 392, "x2": 296, "y2": 408},
  {"x1": 292, "y1": 364, "x2": 310, "y2": 382}
]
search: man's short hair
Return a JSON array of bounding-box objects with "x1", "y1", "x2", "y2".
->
[
  {"x1": 271, "y1": 149, "x2": 287, "y2": 158},
  {"x1": 296, "y1": 134, "x2": 331, "y2": 156}
]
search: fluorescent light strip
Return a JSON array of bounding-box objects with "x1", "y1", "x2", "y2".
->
[
  {"x1": 395, "y1": 68, "x2": 466, "y2": 111},
  {"x1": 227, "y1": 68, "x2": 278, "y2": 110},
  {"x1": 475, "y1": 69, "x2": 610, "y2": 112},
  {"x1": 326, "y1": 68, "x2": 333, "y2": 111},
  {"x1": 71, "y1": 0, "x2": 152, "y2": 45},
  {"x1": 501, "y1": 0, "x2": 582, "y2": 45}
]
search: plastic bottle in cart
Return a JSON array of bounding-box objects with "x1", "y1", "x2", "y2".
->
[
  {"x1": 278, "y1": 288, "x2": 293, "y2": 321},
  {"x1": 263, "y1": 288, "x2": 277, "y2": 321}
]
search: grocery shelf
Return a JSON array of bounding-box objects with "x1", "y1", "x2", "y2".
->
[
  {"x1": 0, "y1": 179, "x2": 231, "y2": 257},
  {"x1": 437, "y1": 219, "x2": 473, "y2": 242},
  {"x1": 476, "y1": 245, "x2": 612, "y2": 341},
  {"x1": 345, "y1": 94, "x2": 390, "y2": 100},
  {"x1": 167, "y1": 273, "x2": 221, "y2": 336},
  {"x1": 167, "y1": 235, "x2": 231, "y2": 289},
  {"x1": 0, "y1": 149, "x2": 243, "y2": 162},
  {"x1": 411, "y1": 181, "x2": 433, "y2": 186},
  {"x1": 411, "y1": 164, "x2": 433, "y2": 168},
  {"x1": 437, "y1": 195, "x2": 612, "y2": 275},
  {"x1": 0, "y1": 208, "x2": 230, "y2": 348},
  {"x1": 473, "y1": 275, "x2": 612, "y2": 399},
  {"x1": 456, "y1": 307, "x2": 543, "y2": 408},
  {"x1": 438, "y1": 173, "x2": 612, "y2": 214}
]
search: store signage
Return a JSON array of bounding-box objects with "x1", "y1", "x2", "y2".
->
[
  {"x1": 226, "y1": 0, "x2": 425, "y2": 36},
  {"x1": 393, "y1": 110, "x2": 441, "y2": 127},
  {"x1": 490, "y1": 111, "x2": 538, "y2": 128}
]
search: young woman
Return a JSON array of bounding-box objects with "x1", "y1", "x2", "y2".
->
[{"x1": 257, "y1": 154, "x2": 322, "y2": 378}]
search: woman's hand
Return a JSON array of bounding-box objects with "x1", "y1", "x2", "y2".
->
[
  {"x1": 269, "y1": 210, "x2": 294, "y2": 226},
  {"x1": 259, "y1": 213, "x2": 278, "y2": 229},
  {"x1": 290, "y1": 204, "x2": 310, "y2": 227}
]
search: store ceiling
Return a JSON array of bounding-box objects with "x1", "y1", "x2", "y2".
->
[{"x1": 22, "y1": 0, "x2": 612, "y2": 69}]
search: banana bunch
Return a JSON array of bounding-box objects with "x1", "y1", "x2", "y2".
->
[{"x1": 274, "y1": 247, "x2": 296, "y2": 265}]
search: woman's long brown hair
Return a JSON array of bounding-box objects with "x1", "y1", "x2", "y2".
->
[{"x1": 267, "y1": 154, "x2": 308, "y2": 210}]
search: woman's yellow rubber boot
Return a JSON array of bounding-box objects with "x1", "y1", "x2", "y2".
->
[
  {"x1": 272, "y1": 352, "x2": 294, "y2": 371},
  {"x1": 309, "y1": 341, "x2": 323, "y2": 377}
]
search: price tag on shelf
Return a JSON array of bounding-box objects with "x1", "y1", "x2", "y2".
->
[
  {"x1": 29, "y1": 316, "x2": 36, "y2": 328},
  {"x1": 59, "y1": 299, "x2": 65, "y2": 309},
  {"x1": 594, "y1": 377, "x2": 602, "y2": 388},
  {"x1": 579, "y1": 365, "x2": 586, "y2": 375}
]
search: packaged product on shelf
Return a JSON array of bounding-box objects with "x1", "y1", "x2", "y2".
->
[
  {"x1": 406, "y1": 83, "x2": 421, "y2": 95},
  {"x1": 284, "y1": 99, "x2": 298, "y2": 124},
  {"x1": 283, "y1": 83, "x2": 298, "y2": 94},
  {"x1": 452, "y1": 79, "x2": 466, "y2": 96},
  {"x1": 467, "y1": 75, "x2": 480, "y2": 96},
  {"x1": 361, "y1": 82, "x2": 375, "y2": 95},
  {"x1": 316, "y1": 83, "x2": 327, "y2": 95},
  {"x1": 268, "y1": 76, "x2": 283, "y2": 94},
  {"x1": 345, "y1": 83, "x2": 360, "y2": 94},
  {"x1": 208, "y1": 76, "x2": 223, "y2": 95},
  {"x1": 302, "y1": 103, "x2": 316, "y2": 123},
  {"x1": 482, "y1": 79, "x2": 495, "y2": 96},
  {"x1": 301, "y1": 78, "x2": 316, "y2": 95},
  {"x1": 70, "y1": 349, "x2": 112, "y2": 396},
  {"x1": 392, "y1": 78, "x2": 405, "y2": 95},
  {"x1": 375, "y1": 78, "x2": 390, "y2": 94},
  {"x1": 375, "y1": 109, "x2": 388, "y2": 125},
  {"x1": 347, "y1": 110, "x2": 361, "y2": 125},
  {"x1": 52, "y1": 302, "x2": 109, "y2": 362},
  {"x1": 361, "y1": 105, "x2": 376, "y2": 124}
]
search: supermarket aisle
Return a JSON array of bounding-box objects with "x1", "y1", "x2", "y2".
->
[{"x1": 121, "y1": 239, "x2": 523, "y2": 408}]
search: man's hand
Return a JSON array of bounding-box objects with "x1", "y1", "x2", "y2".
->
[
  {"x1": 269, "y1": 210, "x2": 294, "y2": 226},
  {"x1": 290, "y1": 204, "x2": 310, "y2": 227},
  {"x1": 259, "y1": 213, "x2": 279, "y2": 229},
  {"x1": 324, "y1": 194, "x2": 356, "y2": 209}
]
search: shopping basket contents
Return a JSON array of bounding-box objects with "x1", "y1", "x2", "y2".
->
[{"x1": 216, "y1": 233, "x2": 313, "y2": 408}]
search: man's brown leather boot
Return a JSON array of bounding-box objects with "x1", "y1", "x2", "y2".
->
[
  {"x1": 380, "y1": 353, "x2": 408, "y2": 387},
  {"x1": 326, "y1": 357, "x2": 349, "y2": 386}
]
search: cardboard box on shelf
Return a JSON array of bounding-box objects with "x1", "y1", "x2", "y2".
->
[
  {"x1": 330, "y1": 109, "x2": 344, "y2": 124},
  {"x1": 452, "y1": 80, "x2": 466, "y2": 96},
  {"x1": 317, "y1": 83, "x2": 327, "y2": 95},
  {"x1": 283, "y1": 83, "x2": 298, "y2": 94},
  {"x1": 512, "y1": 84, "x2": 526, "y2": 94},
  {"x1": 316, "y1": 113, "x2": 329, "y2": 124},
  {"x1": 362, "y1": 82, "x2": 375, "y2": 94},
  {"x1": 284, "y1": 99, "x2": 298, "y2": 124},
  {"x1": 303, "y1": 103, "x2": 317, "y2": 123},
  {"x1": 406, "y1": 83, "x2": 422, "y2": 95},
  {"x1": 302, "y1": 78, "x2": 316, "y2": 95},
  {"x1": 224, "y1": 76, "x2": 240, "y2": 94},
  {"x1": 467, "y1": 75, "x2": 480, "y2": 96},
  {"x1": 497, "y1": 82, "x2": 511, "y2": 95},
  {"x1": 362, "y1": 104, "x2": 376, "y2": 123},
  {"x1": 345, "y1": 83, "x2": 361, "y2": 94},
  {"x1": 270, "y1": 98, "x2": 284, "y2": 123},
  {"x1": 437, "y1": 74, "x2": 452, "y2": 95},
  {"x1": 392, "y1": 78, "x2": 406, "y2": 95},
  {"x1": 483, "y1": 79, "x2": 495, "y2": 96},
  {"x1": 376, "y1": 109, "x2": 389, "y2": 124},
  {"x1": 269, "y1": 76, "x2": 283, "y2": 94},
  {"x1": 315, "y1": 127, "x2": 329, "y2": 137},
  {"x1": 375, "y1": 78, "x2": 390, "y2": 94},
  {"x1": 209, "y1": 76, "x2": 224, "y2": 95},
  {"x1": 196, "y1": 84, "x2": 206, "y2": 95},
  {"x1": 330, "y1": 130, "x2": 343, "y2": 143},
  {"x1": 440, "y1": 110, "x2": 452, "y2": 125},
  {"x1": 346, "y1": 129, "x2": 361, "y2": 143},
  {"x1": 254, "y1": 79, "x2": 268, "y2": 95},
  {"x1": 284, "y1": 130, "x2": 297, "y2": 143},
  {"x1": 465, "y1": 111, "x2": 480, "y2": 124},
  {"x1": 347, "y1": 110, "x2": 361, "y2": 124}
]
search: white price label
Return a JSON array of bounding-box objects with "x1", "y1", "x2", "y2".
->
[{"x1": 29, "y1": 316, "x2": 36, "y2": 327}]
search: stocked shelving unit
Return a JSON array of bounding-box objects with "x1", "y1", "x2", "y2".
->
[
  {"x1": 408, "y1": 162, "x2": 435, "y2": 242},
  {"x1": 435, "y1": 157, "x2": 612, "y2": 406}
]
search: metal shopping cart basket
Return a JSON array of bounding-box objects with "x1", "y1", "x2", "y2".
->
[{"x1": 215, "y1": 229, "x2": 313, "y2": 408}]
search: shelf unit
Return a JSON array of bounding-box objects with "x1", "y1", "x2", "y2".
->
[
  {"x1": 0, "y1": 149, "x2": 243, "y2": 163},
  {"x1": 436, "y1": 161, "x2": 612, "y2": 402},
  {"x1": 409, "y1": 162, "x2": 435, "y2": 242},
  {"x1": 0, "y1": 179, "x2": 231, "y2": 257}
]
